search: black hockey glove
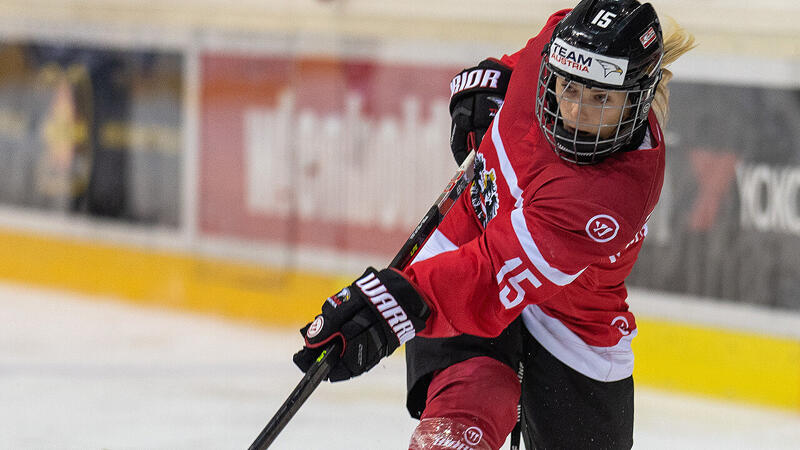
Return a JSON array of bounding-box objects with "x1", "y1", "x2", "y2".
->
[
  {"x1": 449, "y1": 58, "x2": 512, "y2": 165},
  {"x1": 293, "y1": 267, "x2": 429, "y2": 382}
]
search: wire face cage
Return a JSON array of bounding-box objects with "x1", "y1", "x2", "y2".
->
[{"x1": 534, "y1": 57, "x2": 658, "y2": 164}]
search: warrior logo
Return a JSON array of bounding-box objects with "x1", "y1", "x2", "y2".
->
[
  {"x1": 307, "y1": 316, "x2": 324, "y2": 338},
  {"x1": 597, "y1": 59, "x2": 624, "y2": 79},
  {"x1": 586, "y1": 214, "x2": 619, "y2": 243},
  {"x1": 464, "y1": 427, "x2": 484, "y2": 446},
  {"x1": 611, "y1": 316, "x2": 631, "y2": 336},
  {"x1": 355, "y1": 272, "x2": 416, "y2": 345},
  {"x1": 450, "y1": 68, "x2": 504, "y2": 98},
  {"x1": 471, "y1": 153, "x2": 499, "y2": 228}
]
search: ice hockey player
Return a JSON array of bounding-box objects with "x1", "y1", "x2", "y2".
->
[{"x1": 293, "y1": 0, "x2": 695, "y2": 448}]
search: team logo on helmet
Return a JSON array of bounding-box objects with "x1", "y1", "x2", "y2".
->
[
  {"x1": 470, "y1": 153, "x2": 499, "y2": 228},
  {"x1": 597, "y1": 59, "x2": 624, "y2": 78},
  {"x1": 549, "y1": 38, "x2": 629, "y2": 86},
  {"x1": 586, "y1": 214, "x2": 620, "y2": 243}
]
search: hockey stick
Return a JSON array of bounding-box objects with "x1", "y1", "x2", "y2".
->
[
  {"x1": 248, "y1": 149, "x2": 477, "y2": 450},
  {"x1": 509, "y1": 361, "x2": 525, "y2": 450}
]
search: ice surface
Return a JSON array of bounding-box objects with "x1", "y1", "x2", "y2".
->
[{"x1": 1, "y1": 283, "x2": 798, "y2": 449}]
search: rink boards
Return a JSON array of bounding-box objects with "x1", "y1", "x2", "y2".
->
[{"x1": 1, "y1": 225, "x2": 798, "y2": 411}]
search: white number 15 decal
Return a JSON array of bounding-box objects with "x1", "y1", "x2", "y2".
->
[
  {"x1": 496, "y1": 258, "x2": 542, "y2": 309},
  {"x1": 591, "y1": 10, "x2": 617, "y2": 28}
]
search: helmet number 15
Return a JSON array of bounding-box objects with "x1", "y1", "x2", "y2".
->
[
  {"x1": 496, "y1": 258, "x2": 542, "y2": 309},
  {"x1": 591, "y1": 10, "x2": 618, "y2": 28}
]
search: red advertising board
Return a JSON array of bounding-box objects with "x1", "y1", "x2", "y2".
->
[{"x1": 200, "y1": 52, "x2": 461, "y2": 258}]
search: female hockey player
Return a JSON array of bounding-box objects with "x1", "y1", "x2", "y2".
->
[{"x1": 293, "y1": 1, "x2": 695, "y2": 448}]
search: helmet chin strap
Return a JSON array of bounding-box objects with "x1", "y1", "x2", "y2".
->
[{"x1": 617, "y1": 119, "x2": 649, "y2": 153}]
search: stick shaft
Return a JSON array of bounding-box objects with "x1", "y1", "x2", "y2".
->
[
  {"x1": 249, "y1": 150, "x2": 476, "y2": 450},
  {"x1": 248, "y1": 345, "x2": 338, "y2": 450}
]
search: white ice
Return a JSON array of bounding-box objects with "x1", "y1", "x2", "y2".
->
[{"x1": 2, "y1": 282, "x2": 799, "y2": 450}]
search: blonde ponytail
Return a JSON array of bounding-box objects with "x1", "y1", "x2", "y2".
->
[{"x1": 651, "y1": 18, "x2": 697, "y2": 126}]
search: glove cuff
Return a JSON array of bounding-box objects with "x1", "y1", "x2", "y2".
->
[{"x1": 449, "y1": 58, "x2": 512, "y2": 114}]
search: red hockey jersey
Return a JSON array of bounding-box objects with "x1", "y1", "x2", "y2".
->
[{"x1": 404, "y1": 10, "x2": 665, "y2": 381}]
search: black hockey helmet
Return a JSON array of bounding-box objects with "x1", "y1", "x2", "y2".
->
[{"x1": 535, "y1": 0, "x2": 664, "y2": 164}]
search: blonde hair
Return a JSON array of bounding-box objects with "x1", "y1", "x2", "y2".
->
[{"x1": 651, "y1": 18, "x2": 697, "y2": 126}]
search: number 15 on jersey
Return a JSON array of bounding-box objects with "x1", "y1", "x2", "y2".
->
[{"x1": 496, "y1": 258, "x2": 542, "y2": 309}]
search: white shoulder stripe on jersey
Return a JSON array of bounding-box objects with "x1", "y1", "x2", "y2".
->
[
  {"x1": 409, "y1": 229, "x2": 458, "y2": 265},
  {"x1": 490, "y1": 106, "x2": 524, "y2": 208},
  {"x1": 492, "y1": 104, "x2": 584, "y2": 286},
  {"x1": 511, "y1": 208, "x2": 585, "y2": 286}
]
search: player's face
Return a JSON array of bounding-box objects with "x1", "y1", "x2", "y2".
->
[{"x1": 554, "y1": 77, "x2": 630, "y2": 139}]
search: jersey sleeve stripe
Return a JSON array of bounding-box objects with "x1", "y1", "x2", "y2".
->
[
  {"x1": 490, "y1": 106, "x2": 524, "y2": 208},
  {"x1": 510, "y1": 208, "x2": 585, "y2": 286},
  {"x1": 410, "y1": 229, "x2": 458, "y2": 265}
]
